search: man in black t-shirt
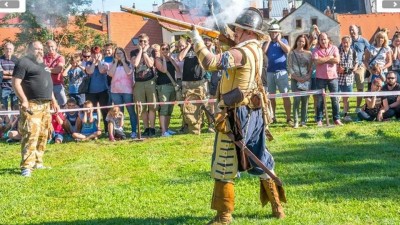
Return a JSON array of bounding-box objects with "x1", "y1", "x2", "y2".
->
[
  {"x1": 178, "y1": 39, "x2": 207, "y2": 134},
  {"x1": 130, "y1": 33, "x2": 157, "y2": 137},
  {"x1": 12, "y1": 41, "x2": 60, "y2": 177},
  {"x1": 377, "y1": 71, "x2": 400, "y2": 120}
]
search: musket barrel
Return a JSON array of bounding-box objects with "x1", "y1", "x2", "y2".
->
[{"x1": 120, "y1": 6, "x2": 220, "y2": 39}]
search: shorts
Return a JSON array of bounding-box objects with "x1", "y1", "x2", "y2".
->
[
  {"x1": 266, "y1": 70, "x2": 289, "y2": 94},
  {"x1": 133, "y1": 79, "x2": 157, "y2": 112},
  {"x1": 52, "y1": 132, "x2": 64, "y2": 142},
  {"x1": 354, "y1": 66, "x2": 366, "y2": 90},
  {"x1": 156, "y1": 84, "x2": 176, "y2": 116},
  {"x1": 339, "y1": 84, "x2": 353, "y2": 93}
]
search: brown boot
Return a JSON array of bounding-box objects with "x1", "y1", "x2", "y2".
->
[
  {"x1": 207, "y1": 180, "x2": 234, "y2": 225},
  {"x1": 260, "y1": 179, "x2": 286, "y2": 219}
]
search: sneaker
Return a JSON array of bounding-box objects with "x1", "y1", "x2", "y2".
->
[
  {"x1": 301, "y1": 122, "x2": 307, "y2": 127},
  {"x1": 130, "y1": 132, "x2": 137, "y2": 139},
  {"x1": 334, "y1": 120, "x2": 344, "y2": 126},
  {"x1": 316, "y1": 121, "x2": 323, "y2": 127},
  {"x1": 167, "y1": 129, "x2": 176, "y2": 135},
  {"x1": 34, "y1": 164, "x2": 51, "y2": 170},
  {"x1": 142, "y1": 128, "x2": 150, "y2": 137},
  {"x1": 162, "y1": 131, "x2": 172, "y2": 137},
  {"x1": 21, "y1": 169, "x2": 31, "y2": 177},
  {"x1": 293, "y1": 122, "x2": 299, "y2": 129},
  {"x1": 343, "y1": 115, "x2": 353, "y2": 122}
]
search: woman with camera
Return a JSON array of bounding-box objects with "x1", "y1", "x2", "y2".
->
[
  {"x1": 287, "y1": 34, "x2": 312, "y2": 128},
  {"x1": 338, "y1": 36, "x2": 358, "y2": 122}
]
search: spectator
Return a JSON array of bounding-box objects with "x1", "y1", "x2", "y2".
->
[
  {"x1": 178, "y1": 37, "x2": 207, "y2": 134},
  {"x1": 349, "y1": 25, "x2": 370, "y2": 112},
  {"x1": 108, "y1": 47, "x2": 137, "y2": 139},
  {"x1": 364, "y1": 31, "x2": 392, "y2": 84},
  {"x1": 368, "y1": 64, "x2": 385, "y2": 89},
  {"x1": 63, "y1": 54, "x2": 86, "y2": 107},
  {"x1": 85, "y1": 46, "x2": 110, "y2": 133},
  {"x1": 50, "y1": 112, "x2": 65, "y2": 144},
  {"x1": 4, "y1": 105, "x2": 21, "y2": 143},
  {"x1": 106, "y1": 105, "x2": 126, "y2": 141},
  {"x1": 0, "y1": 104, "x2": 11, "y2": 137},
  {"x1": 0, "y1": 42, "x2": 18, "y2": 110},
  {"x1": 390, "y1": 32, "x2": 400, "y2": 81},
  {"x1": 63, "y1": 98, "x2": 82, "y2": 136},
  {"x1": 338, "y1": 36, "x2": 358, "y2": 122},
  {"x1": 80, "y1": 46, "x2": 92, "y2": 68},
  {"x1": 155, "y1": 43, "x2": 180, "y2": 137},
  {"x1": 358, "y1": 78, "x2": 383, "y2": 121},
  {"x1": 377, "y1": 71, "x2": 400, "y2": 120},
  {"x1": 263, "y1": 24, "x2": 292, "y2": 124},
  {"x1": 287, "y1": 34, "x2": 312, "y2": 128},
  {"x1": 130, "y1": 33, "x2": 157, "y2": 137},
  {"x1": 309, "y1": 25, "x2": 321, "y2": 121},
  {"x1": 44, "y1": 40, "x2": 67, "y2": 107},
  {"x1": 312, "y1": 33, "x2": 341, "y2": 126},
  {"x1": 73, "y1": 100, "x2": 102, "y2": 141}
]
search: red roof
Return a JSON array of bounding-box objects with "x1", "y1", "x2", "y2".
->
[
  {"x1": 108, "y1": 12, "x2": 163, "y2": 54},
  {"x1": 159, "y1": 9, "x2": 207, "y2": 31},
  {"x1": 0, "y1": 13, "x2": 21, "y2": 24},
  {"x1": 337, "y1": 13, "x2": 400, "y2": 42}
]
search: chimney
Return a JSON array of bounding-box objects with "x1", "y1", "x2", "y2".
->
[
  {"x1": 282, "y1": 8, "x2": 289, "y2": 17},
  {"x1": 101, "y1": 13, "x2": 107, "y2": 32},
  {"x1": 290, "y1": 4, "x2": 296, "y2": 13},
  {"x1": 132, "y1": 3, "x2": 135, "y2": 8},
  {"x1": 152, "y1": 2, "x2": 159, "y2": 12},
  {"x1": 262, "y1": 8, "x2": 269, "y2": 19}
]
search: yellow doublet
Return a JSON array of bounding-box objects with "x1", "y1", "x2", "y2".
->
[{"x1": 194, "y1": 40, "x2": 264, "y2": 180}]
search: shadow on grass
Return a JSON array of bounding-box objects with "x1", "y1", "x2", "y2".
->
[
  {"x1": 0, "y1": 167, "x2": 20, "y2": 175},
  {"x1": 274, "y1": 128, "x2": 400, "y2": 199},
  {"x1": 28, "y1": 216, "x2": 209, "y2": 225}
]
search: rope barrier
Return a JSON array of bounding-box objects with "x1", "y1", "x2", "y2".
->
[{"x1": 1, "y1": 89, "x2": 399, "y2": 116}]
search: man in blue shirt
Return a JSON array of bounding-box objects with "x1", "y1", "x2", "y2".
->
[
  {"x1": 263, "y1": 24, "x2": 291, "y2": 124},
  {"x1": 349, "y1": 25, "x2": 370, "y2": 112}
]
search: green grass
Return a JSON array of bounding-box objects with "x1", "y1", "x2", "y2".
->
[{"x1": 0, "y1": 98, "x2": 399, "y2": 225}]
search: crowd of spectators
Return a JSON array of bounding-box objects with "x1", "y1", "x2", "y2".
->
[{"x1": 1, "y1": 23, "x2": 400, "y2": 144}]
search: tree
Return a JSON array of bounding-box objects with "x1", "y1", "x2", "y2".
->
[{"x1": 0, "y1": 0, "x2": 107, "y2": 54}]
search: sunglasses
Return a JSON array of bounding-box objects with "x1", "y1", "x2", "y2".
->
[
  {"x1": 387, "y1": 77, "x2": 396, "y2": 79},
  {"x1": 139, "y1": 40, "x2": 148, "y2": 43},
  {"x1": 161, "y1": 48, "x2": 169, "y2": 51},
  {"x1": 82, "y1": 55, "x2": 91, "y2": 58}
]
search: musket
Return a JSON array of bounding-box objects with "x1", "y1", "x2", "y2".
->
[{"x1": 120, "y1": 6, "x2": 235, "y2": 46}]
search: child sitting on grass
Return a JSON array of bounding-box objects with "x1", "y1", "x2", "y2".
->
[
  {"x1": 72, "y1": 100, "x2": 102, "y2": 141},
  {"x1": 63, "y1": 98, "x2": 82, "y2": 138},
  {"x1": 106, "y1": 106, "x2": 126, "y2": 141},
  {"x1": 50, "y1": 111, "x2": 65, "y2": 144}
]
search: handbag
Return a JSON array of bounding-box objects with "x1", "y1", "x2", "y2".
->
[
  {"x1": 293, "y1": 52, "x2": 310, "y2": 91},
  {"x1": 78, "y1": 76, "x2": 91, "y2": 94},
  {"x1": 221, "y1": 87, "x2": 244, "y2": 106}
]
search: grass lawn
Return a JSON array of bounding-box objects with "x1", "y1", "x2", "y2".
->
[{"x1": 0, "y1": 97, "x2": 399, "y2": 225}]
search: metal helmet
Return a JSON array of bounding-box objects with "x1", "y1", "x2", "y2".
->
[{"x1": 229, "y1": 7, "x2": 264, "y2": 36}]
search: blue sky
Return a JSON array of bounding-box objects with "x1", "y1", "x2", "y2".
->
[{"x1": 90, "y1": 0, "x2": 154, "y2": 12}]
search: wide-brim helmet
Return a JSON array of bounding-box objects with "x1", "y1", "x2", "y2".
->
[{"x1": 228, "y1": 7, "x2": 265, "y2": 37}]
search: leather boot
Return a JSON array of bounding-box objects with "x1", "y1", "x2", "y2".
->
[
  {"x1": 260, "y1": 179, "x2": 286, "y2": 219},
  {"x1": 207, "y1": 180, "x2": 234, "y2": 225}
]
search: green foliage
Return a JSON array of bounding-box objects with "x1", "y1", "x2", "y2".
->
[{"x1": 0, "y1": 103, "x2": 399, "y2": 224}]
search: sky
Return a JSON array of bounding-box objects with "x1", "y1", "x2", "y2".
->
[{"x1": 90, "y1": 0, "x2": 268, "y2": 12}]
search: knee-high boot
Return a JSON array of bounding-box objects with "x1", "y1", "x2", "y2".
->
[
  {"x1": 260, "y1": 178, "x2": 286, "y2": 219},
  {"x1": 207, "y1": 180, "x2": 234, "y2": 225}
]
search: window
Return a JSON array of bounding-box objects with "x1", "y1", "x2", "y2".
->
[
  {"x1": 311, "y1": 18, "x2": 318, "y2": 26},
  {"x1": 296, "y1": 19, "x2": 302, "y2": 29}
]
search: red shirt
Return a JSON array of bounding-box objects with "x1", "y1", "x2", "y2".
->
[
  {"x1": 44, "y1": 53, "x2": 65, "y2": 85},
  {"x1": 52, "y1": 113, "x2": 65, "y2": 134}
]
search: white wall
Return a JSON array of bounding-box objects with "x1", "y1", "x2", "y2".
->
[{"x1": 279, "y1": 4, "x2": 340, "y2": 46}]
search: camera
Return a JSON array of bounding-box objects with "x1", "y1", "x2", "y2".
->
[{"x1": 344, "y1": 67, "x2": 352, "y2": 74}]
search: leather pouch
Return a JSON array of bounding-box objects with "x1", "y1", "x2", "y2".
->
[
  {"x1": 222, "y1": 87, "x2": 244, "y2": 106},
  {"x1": 214, "y1": 111, "x2": 231, "y2": 134}
]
